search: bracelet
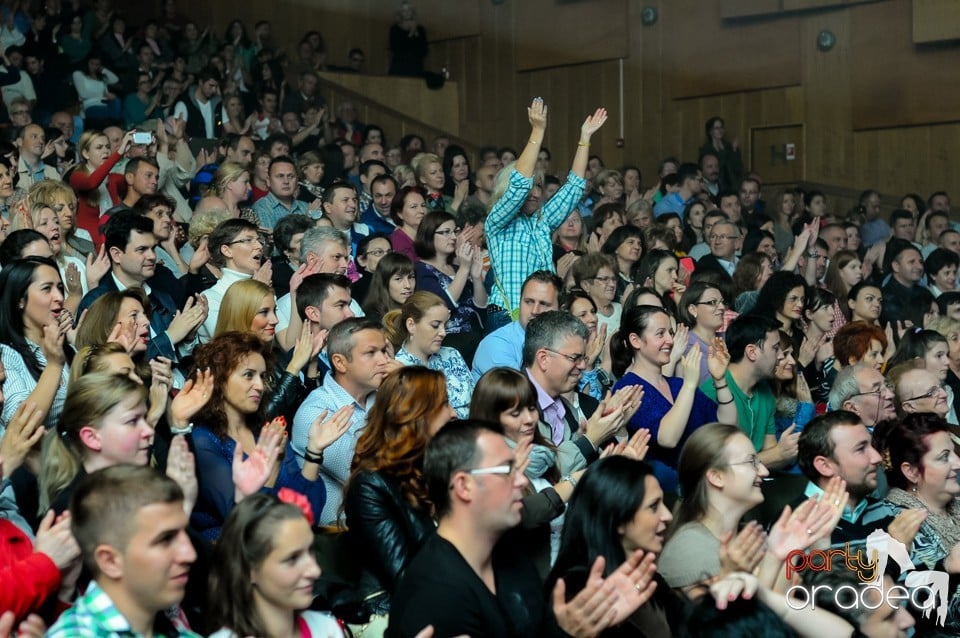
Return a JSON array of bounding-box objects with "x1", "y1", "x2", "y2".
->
[
  {"x1": 170, "y1": 422, "x2": 193, "y2": 435},
  {"x1": 577, "y1": 141, "x2": 590, "y2": 147},
  {"x1": 528, "y1": 138, "x2": 543, "y2": 146},
  {"x1": 713, "y1": 382, "x2": 728, "y2": 390},
  {"x1": 717, "y1": 398, "x2": 735, "y2": 405},
  {"x1": 304, "y1": 448, "x2": 324, "y2": 464},
  {"x1": 563, "y1": 474, "x2": 579, "y2": 489}
]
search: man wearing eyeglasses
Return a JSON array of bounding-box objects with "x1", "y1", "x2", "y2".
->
[
  {"x1": 828, "y1": 364, "x2": 896, "y2": 430},
  {"x1": 697, "y1": 220, "x2": 741, "y2": 277},
  {"x1": 387, "y1": 420, "x2": 656, "y2": 638},
  {"x1": 523, "y1": 311, "x2": 626, "y2": 475},
  {"x1": 894, "y1": 365, "x2": 952, "y2": 422}
]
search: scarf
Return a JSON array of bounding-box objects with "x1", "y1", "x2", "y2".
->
[{"x1": 885, "y1": 487, "x2": 960, "y2": 554}]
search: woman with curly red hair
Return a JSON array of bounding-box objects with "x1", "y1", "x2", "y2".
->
[
  {"x1": 833, "y1": 321, "x2": 887, "y2": 370},
  {"x1": 342, "y1": 366, "x2": 456, "y2": 625},
  {"x1": 190, "y1": 331, "x2": 353, "y2": 540}
]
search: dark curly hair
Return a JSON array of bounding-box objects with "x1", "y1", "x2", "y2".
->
[{"x1": 190, "y1": 331, "x2": 273, "y2": 439}]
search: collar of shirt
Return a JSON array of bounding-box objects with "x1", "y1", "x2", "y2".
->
[
  {"x1": 323, "y1": 370, "x2": 377, "y2": 412},
  {"x1": 804, "y1": 480, "x2": 866, "y2": 524},
  {"x1": 111, "y1": 271, "x2": 152, "y2": 296},
  {"x1": 526, "y1": 370, "x2": 566, "y2": 445}
]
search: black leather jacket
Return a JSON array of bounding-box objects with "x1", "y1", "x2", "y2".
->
[{"x1": 343, "y1": 470, "x2": 435, "y2": 615}]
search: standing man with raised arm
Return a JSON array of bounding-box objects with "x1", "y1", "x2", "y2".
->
[{"x1": 485, "y1": 98, "x2": 606, "y2": 325}]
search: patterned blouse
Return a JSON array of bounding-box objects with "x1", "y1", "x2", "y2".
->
[{"x1": 396, "y1": 345, "x2": 475, "y2": 419}]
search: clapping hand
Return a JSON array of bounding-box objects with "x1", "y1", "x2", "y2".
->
[
  {"x1": 306, "y1": 405, "x2": 354, "y2": 455},
  {"x1": 166, "y1": 435, "x2": 197, "y2": 514},
  {"x1": 233, "y1": 418, "x2": 285, "y2": 500}
]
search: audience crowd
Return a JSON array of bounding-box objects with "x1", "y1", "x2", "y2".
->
[{"x1": 0, "y1": 4, "x2": 955, "y2": 638}]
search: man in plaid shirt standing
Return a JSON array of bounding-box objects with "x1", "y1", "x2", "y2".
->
[{"x1": 485, "y1": 98, "x2": 608, "y2": 326}]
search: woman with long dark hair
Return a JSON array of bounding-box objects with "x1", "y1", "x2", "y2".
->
[
  {"x1": 0, "y1": 257, "x2": 70, "y2": 429},
  {"x1": 698, "y1": 116, "x2": 743, "y2": 192}
]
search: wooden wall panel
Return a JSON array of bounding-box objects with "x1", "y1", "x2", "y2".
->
[
  {"x1": 515, "y1": 0, "x2": 628, "y2": 71},
  {"x1": 180, "y1": 0, "x2": 960, "y2": 210},
  {"x1": 721, "y1": 0, "x2": 782, "y2": 18},
  {"x1": 912, "y1": 0, "x2": 960, "y2": 44},
  {"x1": 851, "y1": 0, "x2": 960, "y2": 129},
  {"x1": 414, "y1": 0, "x2": 480, "y2": 41},
  {"x1": 664, "y1": 0, "x2": 801, "y2": 99}
]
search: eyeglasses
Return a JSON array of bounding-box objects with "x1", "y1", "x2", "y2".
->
[
  {"x1": 544, "y1": 348, "x2": 589, "y2": 366},
  {"x1": 590, "y1": 275, "x2": 617, "y2": 285},
  {"x1": 708, "y1": 234, "x2": 738, "y2": 242},
  {"x1": 728, "y1": 456, "x2": 763, "y2": 470},
  {"x1": 849, "y1": 382, "x2": 895, "y2": 400},
  {"x1": 695, "y1": 298, "x2": 725, "y2": 308},
  {"x1": 365, "y1": 248, "x2": 391, "y2": 258},
  {"x1": 227, "y1": 236, "x2": 262, "y2": 246},
  {"x1": 434, "y1": 228, "x2": 460, "y2": 237},
  {"x1": 903, "y1": 385, "x2": 946, "y2": 402},
  {"x1": 467, "y1": 460, "x2": 516, "y2": 477}
]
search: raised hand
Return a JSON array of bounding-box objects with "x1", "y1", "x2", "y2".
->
[
  {"x1": 707, "y1": 338, "x2": 731, "y2": 381},
  {"x1": 775, "y1": 423, "x2": 800, "y2": 464},
  {"x1": 719, "y1": 521, "x2": 767, "y2": 575},
  {"x1": 306, "y1": 405, "x2": 354, "y2": 453},
  {"x1": 527, "y1": 97, "x2": 547, "y2": 132},
  {"x1": 669, "y1": 324, "x2": 689, "y2": 365},
  {"x1": 711, "y1": 572, "x2": 759, "y2": 611},
  {"x1": 147, "y1": 357, "x2": 173, "y2": 425},
  {"x1": 34, "y1": 510, "x2": 80, "y2": 569},
  {"x1": 64, "y1": 261, "x2": 82, "y2": 297},
  {"x1": 166, "y1": 435, "x2": 197, "y2": 514},
  {"x1": 253, "y1": 259, "x2": 273, "y2": 284},
  {"x1": 0, "y1": 402, "x2": 44, "y2": 478},
  {"x1": 586, "y1": 323, "x2": 607, "y2": 367},
  {"x1": 887, "y1": 508, "x2": 928, "y2": 550},
  {"x1": 232, "y1": 419, "x2": 285, "y2": 500},
  {"x1": 188, "y1": 236, "x2": 211, "y2": 274},
  {"x1": 107, "y1": 319, "x2": 138, "y2": 353},
  {"x1": 169, "y1": 367, "x2": 214, "y2": 426},
  {"x1": 680, "y1": 346, "x2": 701, "y2": 386},
  {"x1": 580, "y1": 108, "x2": 608, "y2": 140},
  {"x1": 40, "y1": 321, "x2": 66, "y2": 366},
  {"x1": 615, "y1": 428, "x2": 651, "y2": 461}
]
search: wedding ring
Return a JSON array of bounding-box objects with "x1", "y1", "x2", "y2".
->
[
  {"x1": 806, "y1": 529, "x2": 813, "y2": 535},
  {"x1": 833, "y1": 499, "x2": 841, "y2": 506},
  {"x1": 634, "y1": 582, "x2": 643, "y2": 592}
]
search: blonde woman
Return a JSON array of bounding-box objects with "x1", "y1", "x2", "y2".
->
[
  {"x1": 215, "y1": 279, "x2": 323, "y2": 422},
  {"x1": 412, "y1": 152, "x2": 458, "y2": 212},
  {"x1": 28, "y1": 180, "x2": 95, "y2": 258}
]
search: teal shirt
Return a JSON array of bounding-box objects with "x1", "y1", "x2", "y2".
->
[
  {"x1": 700, "y1": 370, "x2": 775, "y2": 451},
  {"x1": 804, "y1": 480, "x2": 868, "y2": 524}
]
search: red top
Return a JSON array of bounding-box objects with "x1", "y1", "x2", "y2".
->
[
  {"x1": 0, "y1": 519, "x2": 62, "y2": 621},
  {"x1": 69, "y1": 151, "x2": 125, "y2": 241}
]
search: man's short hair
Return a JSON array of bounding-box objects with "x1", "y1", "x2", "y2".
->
[
  {"x1": 103, "y1": 211, "x2": 155, "y2": 253},
  {"x1": 889, "y1": 208, "x2": 913, "y2": 226},
  {"x1": 724, "y1": 314, "x2": 781, "y2": 363},
  {"x1": 827, "y1": 363, "x2": 872, "y2": 411},
  {"x1": 882, "y1": 238, "x2": 921, "y2": 274},
  {"x1": 300, "y1": 226, "x2": 348, "y2": 260},
  {"x1": 425, "y1": 419, "x2": 505, "y2": 519},
  {"x1": 208, "y1": 218, "x2": 259, "y2": 267},
  {"x1": 124, "y1": 156, "x2": 159, "y2": 176},
  {"x1": 370, "y1": 173, "x2": 397, "y2": 192},
  {"x1": 676, "y1": 162, "x2": 700, "y2": 186},
  {"x1": 522, "y1": 310, "x2": 589, "y2": 367},
  {"x1": 926, "y1": 210, "x2": 950, "y2": 230},
  {"x1": 326, "y1": 317, "x2": 381, "y2": 361},
  {"x1": 520, "y1": 270, "x2": 563, "y2": 298},
  {"x1": 268, "y1": 154, "x2": 295, "y2": 175},
  {"x1": 295, "y1": 273, "x2": 352, "y2": 320},
  {"x1": 321, "y1": 180, "x2": 357, "y2": 206},
  {"x1": 797, "y1": 410, "x2": 862, "y2": 482},
  {"x1": 360, "y1": 159, "x2": 387, "y2": 178},
  {"x1": 71, "y1": 465, "x2": 183, "y2": 576},
  {"x1": 196, "y1": 66, "x2": 222, "y2": 85}
]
